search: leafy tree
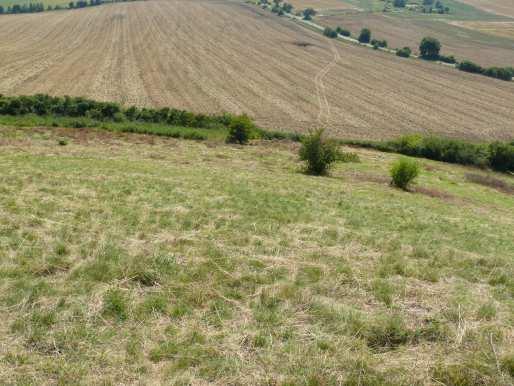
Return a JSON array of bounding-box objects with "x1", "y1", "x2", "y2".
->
[
  {"x1": 393, "y1": 0, "x2": 406, "y2": 7},
  {"x1": 419, "y1": 37, "x2": 441, "y2": 60},
  {"x1": 302, "y1": 7, "x2": 316, "y2": 20},
  {"x1": 282, "y1": 2, "x2": 293, "y2": 13},
  {"x1": 358, "y1": 28, "x2": 371, "y2": 44}
]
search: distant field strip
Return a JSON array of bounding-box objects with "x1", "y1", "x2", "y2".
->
[
  {"x1": 318, "y1": 13, "x2": 514, "y2": 67},
  {"x1": 450, "y1": 20, "x2": 514, "y2": 40},
  {"x1": 0, "y1": 0, "x2": 513, "y2": 140},
  {"x1": 456, "y1": 0, "x2": 514, "y2": 18},
  {"x1": 289, "y1": 0, "x2": 355, "y2": 11}
]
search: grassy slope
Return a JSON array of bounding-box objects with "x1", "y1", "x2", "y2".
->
[{"x1": 0, "y1": 126, "x2": 513, "y2": 385}]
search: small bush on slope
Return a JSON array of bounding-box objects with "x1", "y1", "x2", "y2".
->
[
  {"x1": 299, "y1": 129, "x2": 340, "y2": 175},
  {"x1": 390, "y1": 158, "x2": 420, "y2": 190},
  {"x1": 226, "y1": 115, "x2": 253, "y2": 144}
]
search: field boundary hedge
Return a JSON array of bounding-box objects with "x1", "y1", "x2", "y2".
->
[{"x1": 0, "y1": 94, "x2": 512, "y2": 173}]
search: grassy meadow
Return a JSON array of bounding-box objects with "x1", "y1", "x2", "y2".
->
[{"x1": 0, "y1": 125, "x2": 513, "y2": 384}]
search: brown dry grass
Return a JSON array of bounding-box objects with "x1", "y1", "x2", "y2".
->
[
  {"x1": 319, "y1": 13, "x2": 514, "y2": 66},
  {"x1": 465, "y1": 172, "x2": 514, "y2": 194},
  {"x1": 0, "y1": 0, "x2": 513, "y2": 141}
]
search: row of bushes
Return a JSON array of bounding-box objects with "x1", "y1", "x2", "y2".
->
[
  {"x1": 2, "y1": 94, "x2": 512, "y2": 173},
  {"x1": 418, "y1": 37, "x2": 513, "y2": 81},
  {"x1": 0, "y1": 0, "x2": 138, "y2": 15},
  {"x1": 0, "y1": 94, "x2": 240, "y2": 130},
  {"x1": 323, "y1": 25, "x2": 389, "y2": 49},
  {"x1": 0, "y1": 3, "x2": 46, "y2": 13},
  {"x1": 346, "y1": 135, "x2": 514, "y2": 173},
  {"x1": 458, "y1": 61, "x2": 513, "y2": 81}
]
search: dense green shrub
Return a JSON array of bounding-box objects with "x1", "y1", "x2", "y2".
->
[
  {"x1": 438, "y1": 54, "x2": 456, "y2": 64},
  {"x1": 346, "y1": 135, "x2": 514, "y2": 173},
  {"x1": 0, "y1": 94, "x2": 241, "y2": 130},
  {"x1": 299, "y1": 129, "x2": 340, "y2": 175},
  {"x1": 482, "y1": 67, "x2": 513, "y2": 81},
  {"x1": 458, "y1": 61, "x2": 513, "y2": 81},
  {"x1": 458, "y1": 60, "x2": 483, "y2": 74},
  {"x1": 358, "y1": 28, "x2": 371, "y2": 44},
  {"x1": 489, "y1": 142, "x2": 514, "y2": 172},
  {"x1": 226, "y1": 115, "x2": 253, "y2": 144},
  {"x1": 390, "y1": 158, "x2": 420, "y2": 190},
  {"x1": 302, "y1": 7, "x2": 316, "y2": 20},
  {"x1": 396, "y1": 47, "x2": 411, "y2": 58},
  {"x1": 323, "y1": 27, "x2": 338, "y2": 38},
  {"x1": 419, "y1": 37, "x2": 441, "y2": 60},
  {"x1": 335, "y1": 26, "x2": 351, "y2": 37},
  {"x1": 385, "y1": 135, "x2": 489, "y2": 168},
  {"x1": 371, "y1": 39, "x2": 387, "y2": 49}
]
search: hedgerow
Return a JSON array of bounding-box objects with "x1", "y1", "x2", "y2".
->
[
  {"x1": 345, "y1": 135, "x2": 514, "y2": 173},
  {"x1": 0, "y1": 94, "x2": 238, "y2": 130}
]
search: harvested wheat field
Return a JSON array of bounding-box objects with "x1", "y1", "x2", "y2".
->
[
  {"x1": 319, "y1": 13, "x2": 514, "y2": 67},
  {"x1": 457, "y1": 0, "x2": 514, "y2": 18},
  {"x1": 289, "y1": 0, "x2": 355, "y2": 11},
  {"x1": 450, "y1": 20, "x2": 514, "y2": 41},
  {"x1": 0, "y1": 0, "x2": 513, "y2": 141}
]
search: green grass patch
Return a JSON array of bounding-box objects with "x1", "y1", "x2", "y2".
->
[
  {"x1": 0, "y1": 126, "x2": 512, "y2": 384},
  {"x1": 0, "y1": 114, "x2": 226, "y2": 141}
]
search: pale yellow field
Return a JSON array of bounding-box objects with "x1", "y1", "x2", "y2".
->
[
  {"x1": 450, "y1": 20, "x2": 514, "y2": 40},
  {"x1": 457, "y1": 0, "x2": 514, "y2": 18},
  {"x1": 0, "y1": 0, "x2": 513, "y2": 141},
  {"x1": 289, "y1": 0, "x2": 354, "y2": 11}
]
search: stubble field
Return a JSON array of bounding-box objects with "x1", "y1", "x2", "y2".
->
[
  {"x1": 0, "y1": 0, "x2": 513, "y2": 141},
  {"x1": 318, "y1": 13, "x2": 514, "y2": 66},
  {"x1": 289, "y1": 0, "x2": 355, "y2": 11},
  {"x1": 457, "y1": 0, "x2": 514, "y2": 18}
]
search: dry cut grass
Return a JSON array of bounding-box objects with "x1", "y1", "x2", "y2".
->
[{"x1": 0, "y1": 0, "x2": 513, "y2": 141}]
